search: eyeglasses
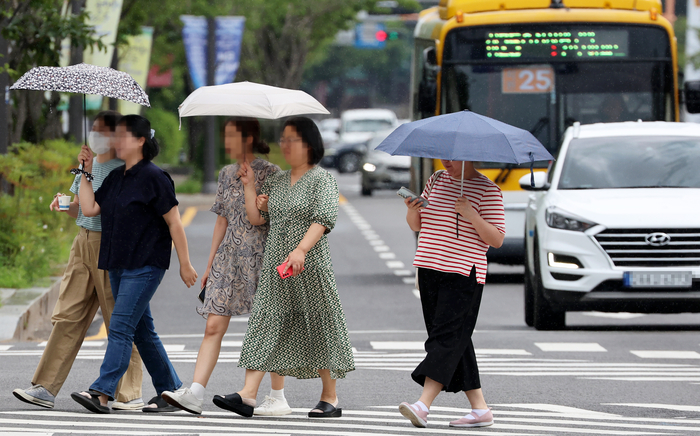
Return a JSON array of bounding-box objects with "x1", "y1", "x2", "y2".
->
[{"x1": 279, "y1": 137, "x2": 302, "y2": 145}]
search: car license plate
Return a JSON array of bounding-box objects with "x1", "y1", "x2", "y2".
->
[{"x1": 623, "y1": 271, "x2": 693, "y2": 288}]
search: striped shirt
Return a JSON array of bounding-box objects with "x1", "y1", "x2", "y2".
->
[
  {"x1": 414, "y1": 171, "x2": 505, "y2": 284},
  {"x1": 70, "y1": 158, "x2": 124, "y2": 232}
]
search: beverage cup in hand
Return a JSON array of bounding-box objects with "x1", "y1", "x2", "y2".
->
[{"x1": 58, "y1": 195, "x2": 71, "y2": 211}]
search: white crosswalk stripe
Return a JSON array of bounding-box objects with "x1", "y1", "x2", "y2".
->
[
  {"x1": 3, "y1": 344, "x2": 700, "y2": 383},
  {"x1": 1, "y1": 404, "x2": 698, "y2": 435}
]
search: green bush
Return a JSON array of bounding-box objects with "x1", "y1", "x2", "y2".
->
[
  {"x1": 146, "y1": 107, "x2": 186, "y2": 166},
  {"x1": 0, "y1": 140, "x2": 79, "y2": 288}
]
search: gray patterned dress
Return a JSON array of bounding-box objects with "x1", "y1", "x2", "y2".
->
[
  {"x1": 197, "y1": 159, "x2": 279, "y2": 318},
  {"x1": 238, "y1": 166, "x2": 355, "y2": 379}
]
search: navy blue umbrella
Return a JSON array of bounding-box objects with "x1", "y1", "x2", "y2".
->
[
  {"x1": 377, "y1": 110, "x2": 554, "y2": 237},
  {"x1": 376, "y1": 110, "x2": 554, "y2": 164}
]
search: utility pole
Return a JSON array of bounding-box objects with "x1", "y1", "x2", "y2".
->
[
  {"x1": 202, "y1": 16, "x2": 217, "y2": 194},
  {"x1": 68, "y1": 0, "x2": 85, "y2": 144}
]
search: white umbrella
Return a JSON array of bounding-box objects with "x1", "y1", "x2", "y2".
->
[{"x1": 177, "y1": 81, "x2": 329, "y2": 128}]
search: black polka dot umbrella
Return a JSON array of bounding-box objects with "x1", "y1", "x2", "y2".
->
[
  {"x1": 10, "y1": 63, "x2": 150, "y2": 177},
  {"x1": 10, "y1": 63, "x2": 150, "y2": 107}
]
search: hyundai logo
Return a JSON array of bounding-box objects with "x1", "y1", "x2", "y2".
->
[{"x1": 645, "y1": 232, "x2": 671, "y2": 246}]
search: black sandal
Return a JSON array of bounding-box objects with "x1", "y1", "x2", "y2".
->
[
  {"x1": 212, "y1": 393, "x2": 254, "y2": 417},
  {"x1": 308, "y1": 400, "x2": 342, "y2": 418},
  {"x1": 142, "y1": 396, "x2": 179, "y2": 413},
  {"x1": 71, "y1": 391, "x2": 111, "y2": 414}
]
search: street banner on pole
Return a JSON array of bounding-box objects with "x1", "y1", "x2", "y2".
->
[
  {"x1": 118, "y1": 27, "x2": 154, "y2": 115},
  {"x1": 83, "y1": 0, "x2": 124, "y2": 110},
  {"x1": 181, "y1": 15, "x2": 208, "y2": 90},
  {"x1": 181, "y1": 15, "x2": 246, "y2": 89},
  {"x1": 214, "y1": 17, "x2": 246, "y2": 85}
]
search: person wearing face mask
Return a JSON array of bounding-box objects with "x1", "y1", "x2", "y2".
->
[{"x1": 12, "y1": 111, "x2": 145, "y2": 411}]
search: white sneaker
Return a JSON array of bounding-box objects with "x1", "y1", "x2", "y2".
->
[
  {"x1": 112, "y1": 397, "x2": 145, "y2": 410},
  {"x1": 161, "y1": 388, "x2": 202, "y2": 415},
  {"x1": 253, "y1": 395, "x2": 292, "y2": 416}
]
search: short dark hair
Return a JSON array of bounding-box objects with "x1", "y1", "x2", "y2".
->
[
  {"x1": 94, "y1": 110, "x2": 122, "y2": 132},
  {"x1": 283, "y1": 117, "x2": 324, "y2": 165},
  {"x1": 118, "y1": 114, "x2": 159, "y2": 161},
  {"x1": 223, "y1": 118, "x2": 270, "y2": 154}
]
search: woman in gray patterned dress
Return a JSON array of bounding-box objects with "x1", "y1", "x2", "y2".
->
[
  {"x1": 212, "y1": 117, "x2": 355, "y2": 419},
  {"x1": 161, "y1": 119, "x2": 289, "y2": 416}
]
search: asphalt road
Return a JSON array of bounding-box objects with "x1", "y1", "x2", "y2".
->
[{"x1": 1, "y1": 170, "x2": 699, "y2": 435}]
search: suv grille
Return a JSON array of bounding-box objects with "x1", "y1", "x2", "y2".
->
[{"x1": 594, "y1": 229, "x2": 700, "y2": 267}]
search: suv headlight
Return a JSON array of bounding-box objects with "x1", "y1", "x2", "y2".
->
[{"x1": 545, "y1": 207, "x2": 595, "y2": 231}]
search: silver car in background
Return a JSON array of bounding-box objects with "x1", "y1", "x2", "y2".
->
[{"x1": 360, "y1": 129, "x2": 411, "y2": 196}]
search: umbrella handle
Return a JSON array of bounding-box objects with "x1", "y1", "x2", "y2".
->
[{"x1": 529, "y1": 151, "x2": 535, "y2": 188}]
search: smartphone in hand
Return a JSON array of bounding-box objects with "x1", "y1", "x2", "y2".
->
[
  {"x1": 277, "y1": 261, "x2": 303, "y2": 279},
  {"x1": 397, "y1": 186, "x2": 429, "y2": 208}
]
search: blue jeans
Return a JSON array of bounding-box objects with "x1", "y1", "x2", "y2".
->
[{"x1": 90, "y1": 266, "x2": 181, "y2": 400}]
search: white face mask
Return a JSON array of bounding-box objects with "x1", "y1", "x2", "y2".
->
[{"x1": 88, "y1": 131, "x2": 112, "y2": 155}]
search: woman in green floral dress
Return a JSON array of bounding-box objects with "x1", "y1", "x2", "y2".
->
[{"x1": 212, "y1": 117, "x2": 355, "y2": 419}]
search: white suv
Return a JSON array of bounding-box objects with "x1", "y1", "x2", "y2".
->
[{"x1": 522, "y1": 121, "x2": 700, "y2": 330}]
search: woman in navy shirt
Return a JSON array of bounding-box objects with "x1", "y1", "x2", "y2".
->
[{"x1": 71, "y1": 114, "x2": 198, "y2": 414}]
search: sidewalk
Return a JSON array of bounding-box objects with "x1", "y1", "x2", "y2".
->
[{"x1": 0, "y1": 193, "x2": 216, "y2": 343}]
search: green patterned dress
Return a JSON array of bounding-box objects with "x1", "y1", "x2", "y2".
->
[{"x1": 238, "y1": 166, "x2": 355, "y2": 379}]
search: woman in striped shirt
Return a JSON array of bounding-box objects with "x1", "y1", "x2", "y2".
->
[{"x1": 399, "y1": 160, "x2": 505, "y2": 430}]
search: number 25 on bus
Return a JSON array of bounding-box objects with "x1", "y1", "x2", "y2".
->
[{"x1": 409, "y1": 0, "x2": 700, "y2": 265}]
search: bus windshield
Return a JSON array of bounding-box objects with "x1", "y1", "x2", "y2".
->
[{"x1": 441, "y1": 24, "x2": 673, "y2": 168}]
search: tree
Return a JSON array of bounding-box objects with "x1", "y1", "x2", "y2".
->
[{"x1": 1, "y1": 0, "x2": 104, "y2": 143}]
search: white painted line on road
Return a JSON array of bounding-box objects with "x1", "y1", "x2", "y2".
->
[
  {"x1": 392, "y1": 270, "x2": 413, "y2": 276},
  {"x1": 230, "y1": 316, "x2": 250, "y2": 322},
  {"x1": 0, "y1": 345, "x2": 12, "y2": 351},
  {"x1": 371, "y1": 341, "x2": 424, "y2": 350},
  {"x1": 368, "y1": 240, "x2": 385, "y2": 246},
  {"x1": 478, "y1": 349, "x2": 532, "y2": 355},
  {"x1": 385, "y1": 261, "x2": 405, "y2": 269},
  {"x1": 490, "y1": 403, "x2": 620, "y2": 418},
  {"x1": 364, "y1": 234, "x2": 380, "y2": 240},
  {"x1": 162, "y1": 344, "x2": 186, "y2": 352},
  {"x1": 585, "y1": 377, "x2": 700, "y2": 381},
  {"x1": 604, "y1": 403, "x2": 700, "y2": 413},
  {"x1": 361, "y1": 230, "x2": 377, "y2": 236},
  {"x1": 80, "y1": 341, "x2": 105, "y2": 347},
  {"x1": 581, "y1": 312, "x2": 646, "y2": 319},
  {"x1": 37, "y1": 341, "x2": 47, "y2": 347},
  {"x1": 402, "y1": 277, "x2": 414, "y2": 284},
  {"x1": 535, "y1": 343, "x2": 607, "y2": 352},
  {"x1": 379, "y1": 252, "x2": 396, "y2": 259},
  {"x1": 355, "y1": 223, "x2": 372, "y2": 230},
  {"x1": 220, "y1": 341, "x2": 243, "y2": 347},
  {"x1": 412, "y1": 289, "x2": 420, "y2": 299},
  {"x1": 373, "y1": 245, "x2": 389, "y2": 252},
  {"x1": 631, "y1": 351, "x2": 700, "y2": 359}
]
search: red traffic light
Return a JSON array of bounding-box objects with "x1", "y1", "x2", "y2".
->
[{"x1": 375, "y1": 30, "x2": 388, "y2": 42}]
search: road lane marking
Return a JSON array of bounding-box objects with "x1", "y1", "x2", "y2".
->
[
  {"x1": 604, "y1": 403, "x2": 700, "y2": 413},
  {"x1": 535, "y1": 343, "x2": 607, "y2": 352},
  {"x1": 0, "y1": 345, "x2": 12, "y2": 351},
  {"x1": 631, "y1": 351, "x2": 700, "y2": 359}
]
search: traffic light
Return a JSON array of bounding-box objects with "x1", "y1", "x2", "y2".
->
[
  {"x1": 388, "y1": 31, "x2": 399, "y2": 40},
  {"x1": 375, "y1": 30, "x2": 399, "y2": 43}
]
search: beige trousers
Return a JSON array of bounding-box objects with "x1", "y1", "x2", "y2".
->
[{"x1": 32, "y1": 228, "x2": 143, "y2": 402}]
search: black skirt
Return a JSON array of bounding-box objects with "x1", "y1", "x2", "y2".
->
[{"x1": 412, "y1": 266, "x2": 484, "y2": 393}]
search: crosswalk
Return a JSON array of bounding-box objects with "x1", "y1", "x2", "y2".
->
[
  {"x1": 1, "y1": 403, "x2": 699, "y2": 435},
  {"x1": 2, "y1": 341, "x2": 700, "y2": 384}
]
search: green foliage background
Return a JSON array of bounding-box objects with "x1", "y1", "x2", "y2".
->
[{"x1": 0, "y1": 140, "x2": 80, "y2": 288}]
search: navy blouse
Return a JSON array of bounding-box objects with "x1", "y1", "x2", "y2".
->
[{"x1": 95, "y1": 159, "x2": 179, "y2": 271}]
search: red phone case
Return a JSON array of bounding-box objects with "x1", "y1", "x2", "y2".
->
[{"x1": 277, "y1": 261, "x2": 303, "y2": 279}]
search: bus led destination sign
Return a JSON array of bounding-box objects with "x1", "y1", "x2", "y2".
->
[{"x1": 485, "y1": 29, "x2": 629, "y2": 60}]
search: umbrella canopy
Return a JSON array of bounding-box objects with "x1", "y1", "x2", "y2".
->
[
  {"x1": 178, "y1": 81, "x2": 330, "y2": 123},
  {"x1": 10, "y1": 63, "x2": 150, "y2": 107},
  {"x1": 375, "y1": 110, "x2": 554, "y2": 164}
]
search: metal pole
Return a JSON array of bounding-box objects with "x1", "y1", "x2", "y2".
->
[
  {"x1": 0, "y1": 33, "x2": 8, "y2": 156},
  {"x1": 68, "y1": 0, "x2": 85, "y2": 145},
  {"x1": 202, "y1": 16, "x2": 217, "y2": 193},
  {"x1": 0, "y1": 33, "x2": 10, "y2": 193}
]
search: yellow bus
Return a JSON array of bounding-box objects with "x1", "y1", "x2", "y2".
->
[{"x1": 410, "y1": 0, "x2": 690, "y2": 264}]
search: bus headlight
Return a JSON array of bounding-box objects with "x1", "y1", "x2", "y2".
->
[{"x1": 363, "y1": 163, "x2": 377, "y2": 172}]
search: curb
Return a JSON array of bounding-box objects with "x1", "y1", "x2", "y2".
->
[{"x1": 0, "y1": 278, "x2": 61, "y2": 342}]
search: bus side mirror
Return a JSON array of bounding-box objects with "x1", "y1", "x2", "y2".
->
[
  {"x1": 418, "y1": 47, "x2": 439, "y2": 118},
  {"x1": 684, "y1": 81, "x2": 700, "y2": 113}
]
